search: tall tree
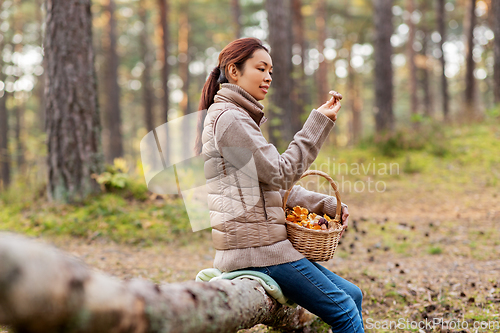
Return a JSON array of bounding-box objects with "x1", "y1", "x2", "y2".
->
[
  {"x1": 178, "y1": 0, "x2": 192, "y2": 162},
  {"x1": 103, "y1": 0, "x2": 123, "y2": 162},
  {"x1": 436, "y1": 0, "x2": 449, "y2": 120},
  {"x1": 35, "y1": 0, "x2": 46, "y2": 132},
  {"x1": 494, "y1": 0, "x2": 500, "y2": 104},
  {"x1": 418, "y1": 0, "x2": 434, "y2": 119},
  {"x1": 266, "y1": 0, "x2": 294, "y2": 148},
  {"x1": 0, "y1": 92, "x2": 9, "y2": 190},
  {"x1": 139, "y1": 0, "x2": 155, "y2": 133},
  {"x1": 373, "y1": 0, "x2": 394, "y2": 133},
  {"x1": 419, "y1": 28, "x2": 434, "y2": 117},
  {"x1": 464, "y1": 0, "x2": 477, "y2": 120},
  {"x1": 158, "y1": 0, "x2": 171, "y2": 166},
  {"x1": 316, "y1": 0, "x2": 328, "y2": 107},
  {"x1": 231, "y1": 0, "x2": 242, "y2": 39},
  {"x1": 0, "y1": 5, "x2": 10, "y2": 190},
  {"x1": 406, "y1": 0, "x2": 418, "y2": 125},
  {"x1": 44, "y1": 0, "x2": 103, "y2": 202},
  {"x1": 347, "y1": 44, "x2": 362, "y2": 145},
  {"x1": 12, "y1": 0, "x2": 25, "y2": 174},
  {"x1": 14, "y1": 104, "x2": 25, "y2": 174},
  {"x1": 290, "y1": 0, "x2": 308, "y2": 136}
]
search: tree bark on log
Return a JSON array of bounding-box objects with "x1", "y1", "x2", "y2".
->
[{"x1": 0, "y1": 232, "x2": 317, "y2": 333}]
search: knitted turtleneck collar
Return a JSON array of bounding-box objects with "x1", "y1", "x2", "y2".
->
[{"x1": 213, "y1": 83, "x2": 268, "y2": 127}]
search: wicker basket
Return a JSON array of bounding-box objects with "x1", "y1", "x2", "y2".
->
[{"x1": 283, "y1": 170, "x2": 343, "y2": 262}]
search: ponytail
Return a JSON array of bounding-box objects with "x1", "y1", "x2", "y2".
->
[{"x1": 193, "y1": 67, "x2": 228, "y2": 156}]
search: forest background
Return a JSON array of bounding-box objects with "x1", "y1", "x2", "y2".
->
[{"x1": 0, "y1": 0, "x2": 500, "y2": 332}]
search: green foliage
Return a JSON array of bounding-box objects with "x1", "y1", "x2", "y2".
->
[
  {"x1": 428, "y1": 246, "x2": 443, "y2": 255},
  {"x1": 0, "y1": 191, "x2": 205, "y2": 246},
  {"x1": 91, "y1": 158, "x2": 149, "y2": 201},
  {"x1": 485, "y1": 105, "x2": 500, "y2": 119},
  {"x1": 92, "y1": 158, "x2": 130, "y2": 190},
  {"x1": 366, "y1": 120, "x2": 450, "y2": 158},
  {"x1": 402, "y1": 156, "x2": 424, "y2": 174}
]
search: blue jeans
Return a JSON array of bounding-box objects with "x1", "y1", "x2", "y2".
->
[{"x1": 237, "y1": 258, "x2": 364, "y2": 332}]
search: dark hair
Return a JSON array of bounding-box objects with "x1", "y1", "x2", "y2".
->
[{"x1": 193, "y1": 37, "x2": 269, "y2": 156}]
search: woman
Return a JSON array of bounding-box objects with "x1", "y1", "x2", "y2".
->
[{"x1": 193, "y1": 37, "x2": 364, "y2": 332}]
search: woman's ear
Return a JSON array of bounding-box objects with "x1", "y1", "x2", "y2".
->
[{"x1": 227, "y1": 63, "x2": 239, "y2": 82}]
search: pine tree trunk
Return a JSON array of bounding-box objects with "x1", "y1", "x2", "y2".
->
[
  {"x1": 347, "y1": 45, "x2": 362, "y2": 145},
  {"x1": 290, "y1": 0, "x2": 307, "y2": 136},
  {"x1": 494, "y1": 0, "x2": 500, "y2": 104},
  {"x1": 419, "y1": 27, "x2": 433, "y2": 118},
  {"x1": 464, "y1": 0, "x2": 476, "y2": 121},
  {"x1": 158, "y1": 0, "x2": 171, "y2": 166},
  {"x1": 103, "y1": 0, "x2": 123, "y2": 163},
  {"x1": 373, "y1": 0, "x2": 394, "y2": 134},
  {"x1": 436, "y1": 0, "x2": 449, "y2": 120},
  {"x1": 44, "y1": 0, "x2": 103, "y2": 203},
  {"x1": 139, "y1": 0, "x2": 155, "y2": 133},
  {"x1": 266, "y1": 0, "x2": 294, "y2": 149},
  {"x1": 406, "y1": 0, "x2": 418, "y2": 126},
  {"x1": 231, "y1": 0, "x2": 242, "y2": 39},
  {"x1": 0, "y1": 11, "x2": 9, "y2": 190},
  {"x1": 0, "y1": 92, "x2": 9, "y2": 190},
  {"x1": 14, "y1": 105, "x2": 25, "y2": 174},
  {"x1": 316, "y1": 0, "x2": 328, "y2": 107},
  {"x1": 0, "y1": 232, "x2": 318, "y2": 333},
  {"x1": 178, "y1": 1, "x2": 192, "y2": 163},
  {"x1": 11, "y1": 3, "x2": 25, "y2": 175},
  {"x1": 35, "y1": 0, "x2": 46, "y2": 132}
]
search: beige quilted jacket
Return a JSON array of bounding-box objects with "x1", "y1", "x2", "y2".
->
[{"x1": 202, "y1": 83, "x2": 342, "y2": 272}]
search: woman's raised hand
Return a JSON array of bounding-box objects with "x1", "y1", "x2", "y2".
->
[{"x1": 317, "y1": 90, "x2": 342, "y2": 121}]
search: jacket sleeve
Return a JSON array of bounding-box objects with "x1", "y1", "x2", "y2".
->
[
  {"x1": 279, "y1": 185, "x2": 348, "y2": 218},
  {"x1": 214, "y1": 108, "x2": 335, "y2": 190}
]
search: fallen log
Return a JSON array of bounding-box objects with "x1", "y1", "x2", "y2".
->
[{"x1": 0, "y1": 232, "x2": 318, "y2": 333}]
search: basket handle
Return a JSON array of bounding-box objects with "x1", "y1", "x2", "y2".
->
[{"x1": 282, "y1": 170, "x2": 342, "y2": 223}]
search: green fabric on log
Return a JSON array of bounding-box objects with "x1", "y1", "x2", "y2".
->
[{"x1": 195, "y1": 268, "x2": 297, "y2": 308}]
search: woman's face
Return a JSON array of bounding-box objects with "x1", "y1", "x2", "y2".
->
[{"x1": 227, "y1": 49, "x2": 273, "y2": 101}]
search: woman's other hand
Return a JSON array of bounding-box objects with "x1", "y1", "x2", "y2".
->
[
  {"x1": 317, "y1": 90, "x2": 342, "y2": 121},
  {"x1": 339, "y1": 205, "x2": 349, "y2": 238}
]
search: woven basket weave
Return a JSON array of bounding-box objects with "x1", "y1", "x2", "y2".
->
[{"x1": 283, "y1": 170, "x2": 343, "y2": 262}]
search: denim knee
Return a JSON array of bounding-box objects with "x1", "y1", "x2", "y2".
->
[
  {"x1": 352, "y1": 285, "x2": 363, "y2": 302},
  {"x1": 351, "y1": 285, "x2": 363, "y2": 308}
]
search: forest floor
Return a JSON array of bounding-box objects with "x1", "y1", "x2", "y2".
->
[{"x1": 1, "y1": 122, "x2": 500, "y2": 333}]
